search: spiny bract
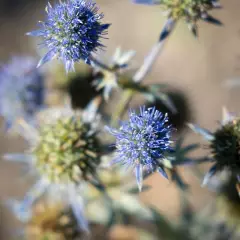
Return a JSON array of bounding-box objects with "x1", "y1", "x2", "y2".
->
[
  {"x1": 27, "y1": 0, "x2": 110, "y2": 72},
  {"x1": 5, "y1": 109, "x2": 101, "y2": 231}
]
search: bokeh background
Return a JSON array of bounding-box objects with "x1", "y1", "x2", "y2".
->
[{"x1": 0, "y1": 0, "x2": 240, "y2": 239}]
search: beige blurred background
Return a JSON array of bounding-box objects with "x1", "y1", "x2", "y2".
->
[{"x1": 0, "y1": 0, "x2": 240, "y2": 239}]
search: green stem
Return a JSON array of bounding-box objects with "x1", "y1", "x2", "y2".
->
[{"x1": 89, "y1": 55, "x2": 112, "y2": 71}]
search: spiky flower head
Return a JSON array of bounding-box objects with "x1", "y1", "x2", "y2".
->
[
  {"x1": 0, "y1": 56, "x2": 44, "y2": 129},
  {"x1": 188, "y1": 108, "x2": 240, "y2": 186},
  {"x1": 106, "y1": 106, "x2": 173, "y2": 191},
  {"x1": 27, "y1": 0, "x2": 110, "y2": 72},
  {"x1": 132, "y1": 0, "x2": 222, "y2": 36},
  {"x1": 34, "y1": 112, "x2": 101, "y2": 183},
  {"x1": 5, "y1": 107, "x2": 102, "y2": 231}
]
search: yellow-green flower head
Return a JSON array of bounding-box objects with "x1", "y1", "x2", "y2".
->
[
  {"x1": 34, "y1": 112, "x2": 101, "y2": 184},
  {"x1": 25, "y1": 202, "x2": 83, "y2": 240},
  {"x1": 161, "y1": 0, "x2": 219, "y2": 19},
  {"x1": 133, "y1": 0, "x2": 222, "y2": 36},
  {"x1": 92, "y1": 47, "x2": 136, "y2": 100},
  {"x1": 189, "y1": 108, "x2": 240, "y2": 186},
  {"x1": 5, "y1": 105, "x2": 102, "y2": 232}
]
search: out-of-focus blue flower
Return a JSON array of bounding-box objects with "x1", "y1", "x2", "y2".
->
[
  {"x1": 0, "y1": 56, "x2": 44, "y2": 129},
  {"x1": 106, "y1": 106, "x2": 173, "y2": 191},
  {"x1": 27, "y1": 0, "x2": 110, "y2": 72}
]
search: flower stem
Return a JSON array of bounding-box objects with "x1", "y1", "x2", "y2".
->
[
  {"x1": 89, "y1": 55, "x2": 112, "y2": 71},
  {"x1": 111, "y1": 18, "x2": 176, "y2": 126},
  {"x1": 133, "y1": 18, "x2": 175, "y2": 83},
  {"x1": 111, "y1": 89, "x2": 134, "y2": 126}
]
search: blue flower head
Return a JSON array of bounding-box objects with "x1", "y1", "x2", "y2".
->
[
  {"x1": 0, "y1": 56, "x2": 44, "y2": 129},
  {"x1": 27, "y1": 0, "x2": 110, "y2": 72},
  {"x1": 106, "y1": 106, "x2": 173, "y2": 191}
]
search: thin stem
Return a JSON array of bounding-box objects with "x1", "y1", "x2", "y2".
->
[
  {"x1": 110, "y1": 89, "x2": 134, "y2": 126},
  {"x1": 111, "y1": 18, "x2": 176, "y2": 126},
  {"x1": 89, "y1": 55, "x2": 112, "y2": 71},
  {"x1": 133, "y1": 18, "x2": 176, "y2": 83}
]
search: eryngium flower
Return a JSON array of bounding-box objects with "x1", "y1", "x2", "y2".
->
[
  {"x1": 5, "y1": 108, "x2": 101, "y2": 231},
  {"x1": 0, "y1": 56, "x2": 44, "y2": 129},
  {"x1": 188, "y1": 108, "x2": 240, "y2": 186},
  {"x1": 106, "y1": 106, "x2": 173, "y2": 191},
  {"x1": 27, "y1": 0, "x2": 110, "y2": 72},
  {"x1": 132, "y1": 0, "x2": 222, "y2": 36},
  {"x1": 34, "y1": 113, "x2": 101, "y2": 183}
]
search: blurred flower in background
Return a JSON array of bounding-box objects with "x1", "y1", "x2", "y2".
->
[
  {"x1": 0, "y1": 56, "x2": 45, "y2": 130},
  {"x1": 23, "y1": 201, "x2": 85, "y2": 240},
  {"x1": 5, "y1": 106, "x2": 105, "y2": 233}
]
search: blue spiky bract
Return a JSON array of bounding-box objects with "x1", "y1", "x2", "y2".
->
[
  {"x1": 107, "y1": 106, "x2": 173, "y2": 190},
  {"x1": 28, "y1": 0, "x2": 110, "y2": 72},
  {"x1": 0, "y1": 56, "x2": 44, "y2": 129}
]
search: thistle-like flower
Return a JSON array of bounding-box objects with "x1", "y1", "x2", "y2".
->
[
  {"x1": 5, "y1": 107, "x2": 103, "y2": 232},
  {"x1": 106, "y1": 106, "x2": 173, "y2": 191},
  {"x1": 188, "y1": 108, "x2": 240, "y2": 186},
  {"x1": 0, "y1": 56, "x2": 45, "y2": 129},
  {"x1": 27, "y1": 0, "x2": 110, "y2": 72},
  {"x1": 132, "y1": 0, "x2": 222, "y2": 36},
  {"x1": 92, "y1": 47, "x2": 136, "y2": 100}
]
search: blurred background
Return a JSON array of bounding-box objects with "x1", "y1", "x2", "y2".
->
[{"x1": 0, "y1": 0, "x2": 240, "y2": 239}]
